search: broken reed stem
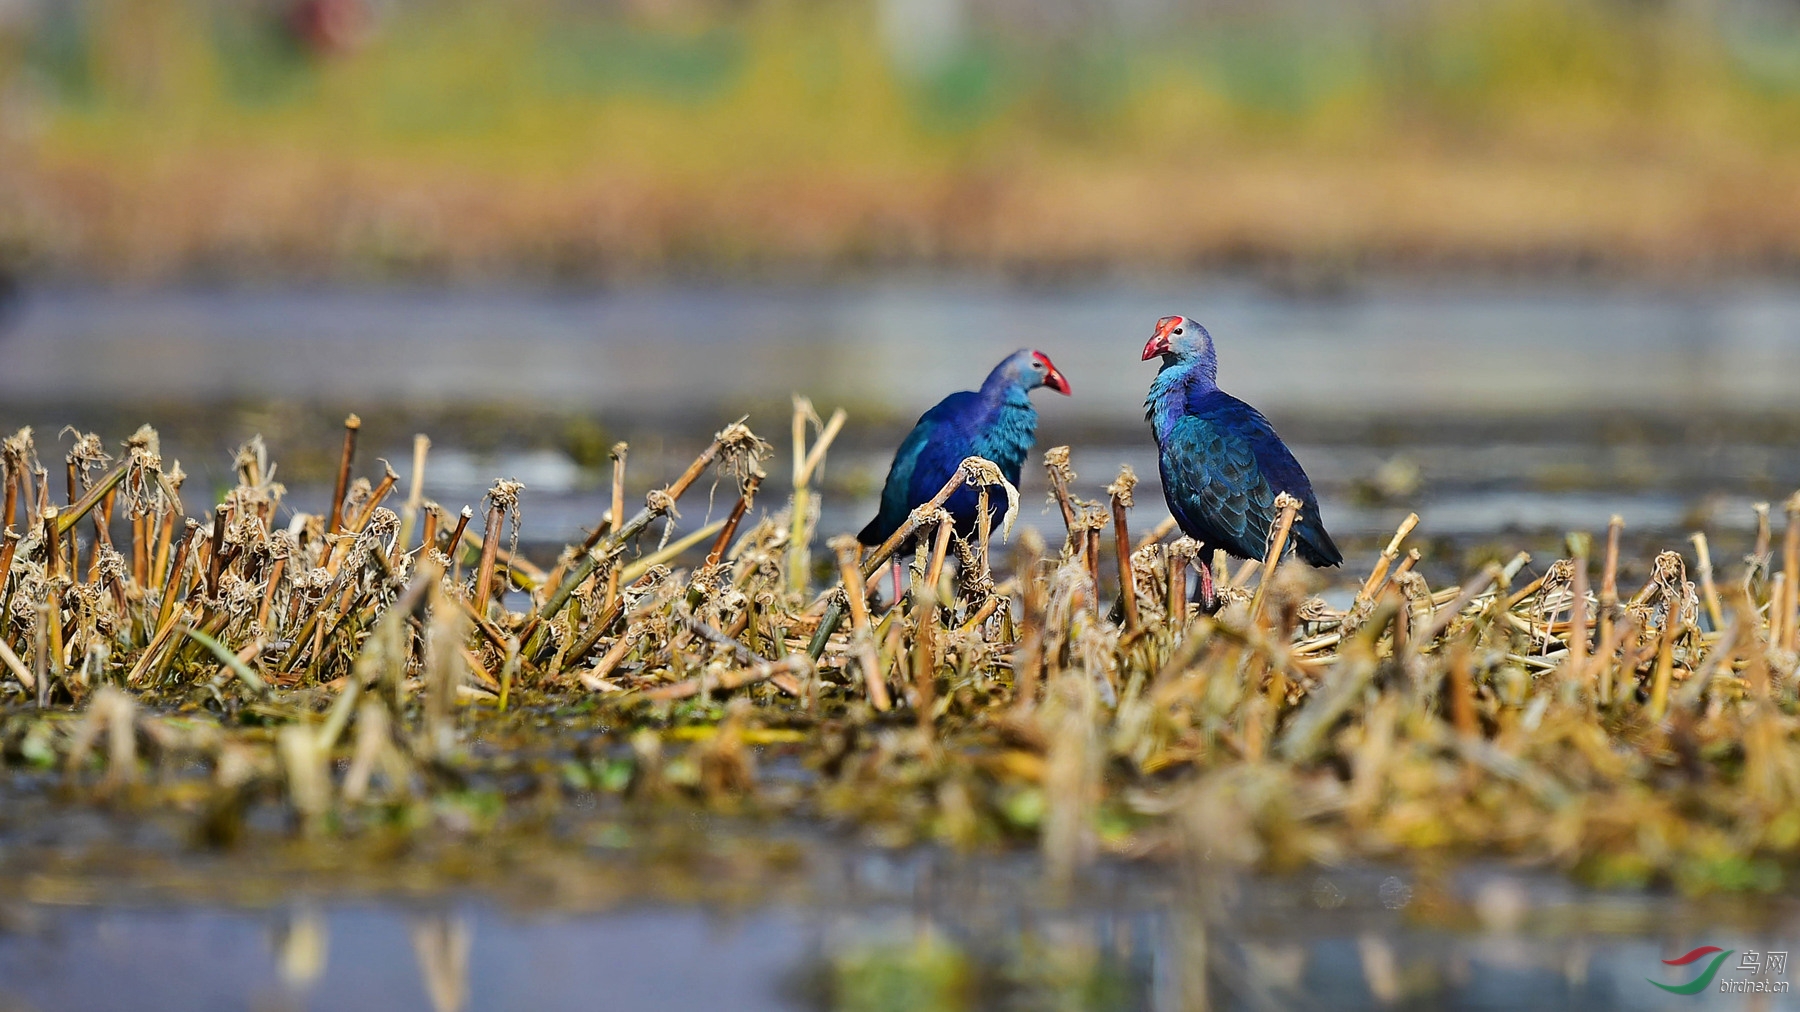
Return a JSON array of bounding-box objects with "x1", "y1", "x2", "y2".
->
[
  {"x1": 1648, "y1": 609, "x2": 1682, "y2": 721},
  {"x1": 643, "y1": 655, "x2": 809, "y2": 702},
  {"x1": 1448, "y1": 636, "x2": 1477, "y2": 737},
  {"x1": 707, "y1": 473, "x2": 761, "y2": 566},
  {"x1": 444, "y1": 507, "x2": 473, "y2": 578},
  {"x1": 1168, "y1": 542, "x2": 1192, "y2": 626},
  {"x1": 398, "y1": 435, "x2": 430, "y2": 556},
  {"x1": 1596, "y1": 517, "x2": 1622, "y2": 704},
  {"x1": 1134, "y1": 516, "x2": 1177, "y2": 552},
  {"x1": 1566, "y1": 533, "x2": 1590, "y2": 690},
  {"x1": 472, "y1": 501, "x2": 506, "y2": 610},
  {"x1": 537, "y1": 425, "x2": 749, "y2": 646},
  {"x1": 976, "y1": 484, "x2": 992, "y2": 585},
  {"x1": 786, "y1": 401, "x2": 845, "y2": 596},
  {"x1": 156, "y1": 519, "x2": 199, "y2": 632},
  {"x1": 151, "y1": 509, "x2": 176, "y2": 590},
  {"x1": 910, "y1": 587, "x2": 936, "y2": 733},
  {"x1": 206, "y1": 505, "x2": 229, "y2": 601},
  {"x1": 1109, "y1": 469, "x2": 1139, "y2": 632},
  {"x1": 1247, "y1": 494, "x2": 1302, "y2": 626},
  {"x1": 1084, "y1": 525, "x2": 1103, "y2": 615},
  {"x1": 420, "y1": 506, "x2": 440, "y2": 557},
  {"x1": 1043, "y1": 447, "x2": 1079, "y2": 555},
  {"x1": 327, "y1": 414, "x2": 361, "y2": 537},
  {"x1": 604, "y1": 443, "x2": 627, "y2": 611},
  {"x1": 1691, "y1": 531, "x2": 1725, "y2": 632},
  {"x1": 924, "y1": 513, "x2": 955, "y2": 595},
  {"x1": 0, "y1": 461, "x2": 13, "y2": 535},
  {"x1": 42, "y1": 507, "x2": 61, "y2": 583},
  {"x1": 833, "y1": 536, "x2": 890, "y2": 711},
  {"x1": 1356, "y1": 512, "x2": 1420, "y2": 608},
  {"x1": 1013, "y1": 533, "x2": 1046, "y2": 711},
  {"x1": 1784, "y1": 493, "x2": 1800, "y2": 653}
]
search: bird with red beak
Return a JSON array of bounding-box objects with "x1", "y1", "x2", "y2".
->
[
  {"x1": 858, "y1": 349, "x2": 1071, "y2": 585},
  {"x1": 1142, "y1": 314, "x2": 1341, "y2": 610}
]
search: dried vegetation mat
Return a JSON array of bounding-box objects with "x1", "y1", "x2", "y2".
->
[{"x1": 3, "y1": 407, "x2": 1800, "y2": 896}]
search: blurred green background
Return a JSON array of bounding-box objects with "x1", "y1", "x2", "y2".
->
[{"x1": 4, "y1": 0, "x2": 1800, "y2": 283}]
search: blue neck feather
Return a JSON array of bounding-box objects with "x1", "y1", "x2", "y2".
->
[{"x1": 1145, "y1": 354, "x2": 1217, "y2": 439}]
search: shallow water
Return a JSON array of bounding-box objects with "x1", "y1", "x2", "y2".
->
[
  {"x1": 0, "y1": 851, "x2": 1795, "y2": 1011},
  {"x1": 5, "y1": 281, "x2": 1800, "y2": 418}
]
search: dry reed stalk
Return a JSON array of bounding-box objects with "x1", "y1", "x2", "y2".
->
[
  {"x1": 0, "y1": 632, "x2": 31, "y2": 692},
  {"x1": 643, "y1": 655, "x2": 809, "y2": 702},
  {"x1": 205, "y1": 505, "x2": 229, "y2": 601},
  {"x1": 1447, "y1": 636, "x2": 1477, "y2": 737},
  {"x1": 398, "y1": 435, "x2": 430, "y2": 556},
  {"x1": 1691, "y1": 531, "x2": 1724, "y2": 631},
  {"x1": 41, "y1": 507, "x2": 62, "y2": 584},
  {"x1": 707, "y1": 473, "x2": 761, "y2": 566},
  {"x1": 257, "y1": 556, "x2": 287, "y2": 631},
  {"x1": 1012, "y1": 530, "x2": 1046, "y2": 712},
  {"x1": 923, "y1": 512, "x2": 955, "y2": 594},
  {"x1": 832, "y1": 536, "x2": 890, "y2": 710},
  {"x1": 1247, "y1": 494, "x2": 1302, "y2": 626},
  {"x1": 1043, "y1": 447, "x2": 1079, "y2": 554},
  {"x1": 472, "y1": 500, "x2": 506, "y2": 611},
  {"x1": 1769, "y1": 573, "x2": 1788, "y2": 650},
  {"x1": 1084, "y1": 523, "x2": 1104, "y2": 614},
  {"x1": 1167, "y1": 540, "x2": 1195, "y2": 623},
  {"x1": 0, "y1": 530, "x2": 18, "y2": 617},
  {"x1": 327, "y1": 414, "x2": 361, "y2": 537},
  {"x1": 786, "y1": 399, "x2": 847, "y2": 596},
  {"x1": 1565, "y1": 533, "x2": 1591, "y2": 689},
  {"x1": 444, "y1": 507, "x2": 472, "y2": 575},
  {"x1": 1133, "y1": 516, "x2": 1177, "y2": 553},
  {"x1": 420, "y1": 504, "x2": 440, "y2": 557},
  {"x1": 1784, "y1": 493, "x2": 1800, "y2": 653},
  {"x1": 151, "y1": 508, "x2": 176, "y2": 590},
  {"x1": 604, "y1": 442, "x2": 627, "y2": 612},
  {"x1": 156, "y1": 519, "x2": 199, "y2": 632},
  {"x1": 1108, "y1": 467, "x2": 1140, "y2": 631},
  {"x1": 536, "y1": 423, "x2": 764, "y2": 652},
  {"x1": 0, "y1": 459, "x2": 13, "y2": 535},
  {"x1": 1647, "y1": 608, "x2": 1681, "y2": 720},
  {"x1": 1355, "y1": 512, "x2": 1419, "y2": 608},
  {"x1": 911, "y1": 587, "x2": 936, "y2": 733}
]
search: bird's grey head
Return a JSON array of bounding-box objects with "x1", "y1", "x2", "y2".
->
[
  {"x1": 1141, "y1": 315, "x2": 1215, "y2": 366},
  {"x1": 986, "y1": 348, "x2": 1072, "y2": 396}
]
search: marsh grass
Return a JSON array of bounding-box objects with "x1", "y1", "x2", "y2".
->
[{"x1": 3, "y1": 407, "x2": 1800, "y2": 897}]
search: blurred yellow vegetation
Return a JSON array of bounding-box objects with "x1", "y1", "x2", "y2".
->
[{"x1": 2, "y1": 0, "x2": 1800, "y2": 279}]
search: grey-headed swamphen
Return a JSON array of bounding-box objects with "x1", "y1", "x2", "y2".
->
[
  {"x1": 1142, "y1": 315, "x2": 1340, "y2": 609},
  {"x1": 859, "y1": 348, "x2": 1070, "y2": 557}
]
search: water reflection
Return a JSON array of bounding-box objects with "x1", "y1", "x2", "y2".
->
[
  {"x1": 0, "y1": 863, "x2": 1794, "y2": 1011},
  {"x1": 409, "y1": 913, "x2": 471, "y2": 1012}
]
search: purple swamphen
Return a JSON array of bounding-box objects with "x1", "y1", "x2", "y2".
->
[
  {"x1": 859, "y1": 349, "x2": 1071, "y2": 555},
  {"x1": 1142, "y1": 315, "x2": 1340, "y2": 608}
]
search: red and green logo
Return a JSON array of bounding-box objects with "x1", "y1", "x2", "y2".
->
[{"x1": 1651, "y1": 946, "x2": 1735, "y2": 995}]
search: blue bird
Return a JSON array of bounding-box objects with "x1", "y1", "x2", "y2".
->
[
  {"x1": 859, "y1": 349, "x2": 1071, "y2": 553},
  {"x1": 1142, "y1": 315, "x2": 1340, "y2": 607}
]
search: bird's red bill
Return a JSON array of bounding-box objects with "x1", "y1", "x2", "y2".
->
[
  {"x1": 1033, "y1": 351, "x2": 1071, "y2": 395},
  {"x1": 1143, "y1": 315, "x2": 1183, "y2": 360}
]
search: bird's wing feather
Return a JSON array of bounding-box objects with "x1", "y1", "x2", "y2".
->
[
  {"x1": 859, "y1": 393, "x2": 979, "y2": 545},
  {"x1": 1161, "y1": 389, "x2": 1341, "y2": 566}
]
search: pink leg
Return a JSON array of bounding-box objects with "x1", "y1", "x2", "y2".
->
[
  {"x1": 1197, "y1": 556, "x2": 1217, "y2": 613},
  {"x1": 891, "y1": 560, "x2": 904, "y2": 606}
]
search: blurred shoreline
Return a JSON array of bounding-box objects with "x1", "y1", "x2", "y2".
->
[{"x1": 4, "y1": 0, "x2": 1800, "y2": 283}]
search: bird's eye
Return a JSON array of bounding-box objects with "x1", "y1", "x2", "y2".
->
[{"x1": 1173, "y1": 327, "x2": 1184, "y2": 335}]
